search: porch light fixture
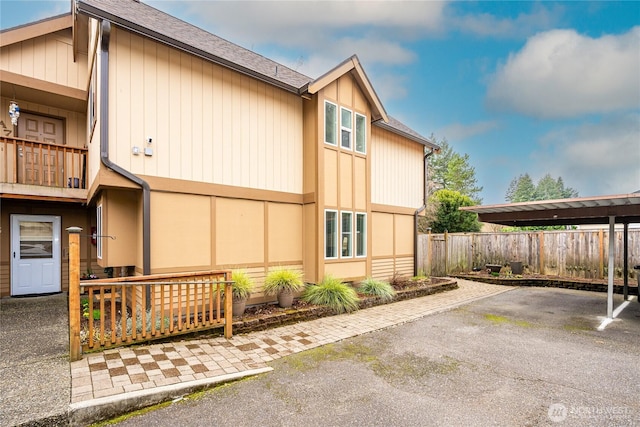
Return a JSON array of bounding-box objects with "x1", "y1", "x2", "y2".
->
[{"x1": 9, "y1": 101, "x2": 20, "y2": 126}]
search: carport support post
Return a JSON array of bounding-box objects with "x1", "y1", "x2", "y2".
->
[
  {"x1": 67, "y1": 227, "x2": 82, "y2": 361},
  {"x1": 607, "y1": 216, "x2": 615, "y2": 319},
  {"x1": 623, "y1": 223, "x2": 628, "y2": 301}
]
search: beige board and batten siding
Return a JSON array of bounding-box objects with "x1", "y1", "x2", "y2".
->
[
  {"x1": 371, "y1": 125, "x2": 423, "y2": 209},
  {"x1": 106, "y1": 27, "x2": 303, "y2": 193},
  {"x1": 0, "y1": 27, "x2": 88, "y2": 93},
  {"x1": 370, "y1": 125, "x2": 424, "y2": 280}
]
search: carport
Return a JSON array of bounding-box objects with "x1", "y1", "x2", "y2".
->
[{"x1": 461, "y1": 192, "x2": 640, "y2": 321}]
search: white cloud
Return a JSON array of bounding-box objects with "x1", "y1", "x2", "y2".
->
[
  {"x1": 532, "y1": 113, "x2": 640, "y2": 196},
  {"x1": 437, "y1": 120, "x2": 499, "y2": 142},
  {"x1": 451, "y1": 3, "x2": 563, "y2": 39},
  {"x1": 487, "y1": 27, "x2": 640, "y2": 118}
]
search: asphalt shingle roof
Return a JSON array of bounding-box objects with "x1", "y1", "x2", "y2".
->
[{"x1": 76, "y1": 0, "x2": 437, "y2": 149}]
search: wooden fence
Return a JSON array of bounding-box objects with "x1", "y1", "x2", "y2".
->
[
  {"x1": 68, "y1": 230, "x2": 232, "y2": 361},
  {"x1": 418, "y1": 229, "x2": 640, "y2": 279}
]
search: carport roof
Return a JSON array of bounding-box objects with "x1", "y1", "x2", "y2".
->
[{"x1": 461, "y1": 193, "x2": 640, "y2": 227}]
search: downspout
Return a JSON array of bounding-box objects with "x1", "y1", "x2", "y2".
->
[
  {"x1": 414, "y1": 147, "x2": 435, "y2": 276},
  {"x1": 100, "y1": 20, "x2": 151, "y2": 280}
]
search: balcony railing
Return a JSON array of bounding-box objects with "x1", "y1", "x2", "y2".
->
[{"x1": 0, "y1": 136, "x2": 87, "y2": 189}]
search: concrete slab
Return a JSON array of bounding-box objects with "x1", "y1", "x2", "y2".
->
[{"x1": 0, "y1": 293, "x2": 70, "y2": 427}]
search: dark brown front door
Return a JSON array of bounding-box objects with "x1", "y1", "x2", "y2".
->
[{"x1": 16, "y1": 113, "x2": 64, "y2": 186}]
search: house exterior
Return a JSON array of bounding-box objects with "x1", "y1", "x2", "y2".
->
[{"x1": 0, "y1": 0, "x2": 439, "y2": 301}]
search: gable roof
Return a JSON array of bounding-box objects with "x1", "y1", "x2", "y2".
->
[
  {"x1": 303, "y1": 55, "x2": 388, "y2": 123},
  {"x1": 75, "y1": 0, "x2": 436, "y2": 150},
  {"x1": 76, "y1": 0, "x2": 310, "y2": 93},
  {"x1": 0, "y1": 13, "x2": 72, "y2": 48}
]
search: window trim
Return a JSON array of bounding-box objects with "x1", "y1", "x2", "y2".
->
[
  {"x1": 96, "y1": 204, "x2": 103, "y2": 260},
  {"x1": 325, "y1": 209, "x2": 339, "y2": 259},
  {"x1": 341, "y1": 211, "x2": 353, "y2": 258},
  {"x1": 355, "y1": 112, "x2": 366, "y2": 154},
  {"x1": 324, "y1": 100, "x2": 338, "y2": 146},
  {"x1": 355, "y1": 212, "x2": 367, "y2": 258},
  {"x1": 340, "y1": 107, "x2": 353, "y2": 150}
]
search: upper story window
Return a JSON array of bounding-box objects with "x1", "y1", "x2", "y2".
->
[
  {"x1": 341, "y1": 107, "x2": 352, "y2": 150},
  {"x1": 355, "y1": 113, "x2": 366, "y2": 154},
  {"x1": 325, "y1": 101, "x2": 337, "y2": 146},
  {"x1": 325, "y1": 100, "x2": 367, "y2": 153}
]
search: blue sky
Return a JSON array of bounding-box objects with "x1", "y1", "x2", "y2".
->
[{"x1": 2, "y1": 1, "x2": 639, "y2": 204}]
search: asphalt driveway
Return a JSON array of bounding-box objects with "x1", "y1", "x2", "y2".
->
[{"x1": 111, "y1": 287, "x2": 640, "y2": 427}]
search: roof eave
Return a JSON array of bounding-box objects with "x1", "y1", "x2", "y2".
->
[
  {"x1": 76, "y1": 1, "x2": 301, "y2": 95},
  {"x1": 0, "y1": 14, "x2": 72, "y2": 48},
  {"x1": 374, "y1": 120, "x2": 440, "y2": 150}
]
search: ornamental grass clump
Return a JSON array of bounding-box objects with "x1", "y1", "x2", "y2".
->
[
  {"x1": 263, "y1": 268, "x2": 305, "y2": 295},
  {"x1": 230, "y1": 269, "x2": 254, "y2": 300},
  {"x1": 303, "y1": 275, "x2": 360, "y2": 314},
  {"x1": 358, "y1": 277, "x2": 396, "y2": 302}
]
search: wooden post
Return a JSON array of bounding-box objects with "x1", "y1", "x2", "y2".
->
[
  {"x1": 598, "y1": 229, "x2": 604, "y2": 279},
  {"x1": 67, "y1": 226, "x2": 82, "y2": 361},
  {"x1": 538, "y1": 232, "x2": 545, "y2": 275},
  {"x1": 444, "y1": 231, "x2": 449, "y2": 276},
  {"x1": 224, "y1": 271, "x2": 233, "y2": 339},
  {"x1": 427, "y1": 232, "x2": 432, "y2": 277}
]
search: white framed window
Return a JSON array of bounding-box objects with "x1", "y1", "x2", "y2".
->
[
  {"x1": 325, "y1": 210, "x2": 338, "y2": 259},
  {"x1": 324, "y1": 101, "x2": 337, "y2": 146},
  {"x1": 96, "y1": 204, "x2": 103, "y2": 259},
  {"x1": 341, "y1": 211, "x2": 353, "y2": 257},
  {"x1": 341, "y1": 107, "x2": 352, "y2": 150},
  {"x1": 355, "y1": 113, "x2": 366, "y2": 154},
  {"x1": 356, "y1": 212, "x2": 367, "y2": 257}
]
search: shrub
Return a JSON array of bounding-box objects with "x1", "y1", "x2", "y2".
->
[
  {"x1": 359, "y1": 277, "x2": 396, "y2": 302},
  {"x1": 230, "y1": 269, "x2": 254, "y2": 300},
  {"x1": 303, "y1": 275, "x2": 360, "y2": 314},
  {"x1": 263, "y1": 268, "x2": 305, "y2": 295}
]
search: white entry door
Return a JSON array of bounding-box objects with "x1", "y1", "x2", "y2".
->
[{"x1": 10, "y1": 215, "x2": 61, "y2": 295}]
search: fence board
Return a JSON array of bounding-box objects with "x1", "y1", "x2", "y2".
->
[{"x1": 419, "y1": 229, "x2": 640, "y2": 279}]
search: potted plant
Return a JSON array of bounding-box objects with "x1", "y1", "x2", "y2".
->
[
  {"x1": 263, "y1": 268, "x2": 305, "y2": 308},
  {"x1": 229, "y1": 269, "x2": 254, "y2": 317}
]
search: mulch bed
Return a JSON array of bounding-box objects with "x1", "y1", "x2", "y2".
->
[{"x1": 79, "y1": 277, "x2": 458, "y2": 344}]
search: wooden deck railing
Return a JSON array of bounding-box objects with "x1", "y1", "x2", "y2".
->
[
  {"x1": 68, "y1": 229, "x2": 233, "y2": 360},
  {"x1": 78, "y1": 272, "x2": 233, "y2": 354},
  {"x1": 0, "y1": 136, "x2": 87, "y2": 188}
]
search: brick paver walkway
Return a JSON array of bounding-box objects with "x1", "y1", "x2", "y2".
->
[{"x1": 70, "y1": 279, "x2": 513, "y2": 404}]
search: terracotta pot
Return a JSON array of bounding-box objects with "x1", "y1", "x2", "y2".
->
[{"x1": 277, "y1": 290, "x2": 294, "y2": 308}]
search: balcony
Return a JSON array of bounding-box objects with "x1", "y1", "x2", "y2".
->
[{"x1": 0, "y1": 136, "x2": 88, "y2": 201}]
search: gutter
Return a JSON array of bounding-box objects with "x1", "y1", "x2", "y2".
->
[
  {"x1": 100, "y1": 20, "x2": 151, "y2": 278},
  {"x1": 414, "y1": 147, "x2": 436, "y2": 276},
  {"x1": 79, "y1": 1, "x2": 303, "y2": 96}
]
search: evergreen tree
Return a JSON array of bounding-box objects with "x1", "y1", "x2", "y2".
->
[
  {"x1": 429, "y1": 189, "x2": 481, "y2": 233},
  {"x1": 505, "y1": 173, "x2": 536, "y2": 202},
  {"x1": 428, "y1": 137, "x2": 483, "y2": 203},
  {"x1": 503, "y1": 173, "x2": 579, "y2": 231},
  {"x1": 506, "y1": 173, "x2": 578, "y2": 202}
]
